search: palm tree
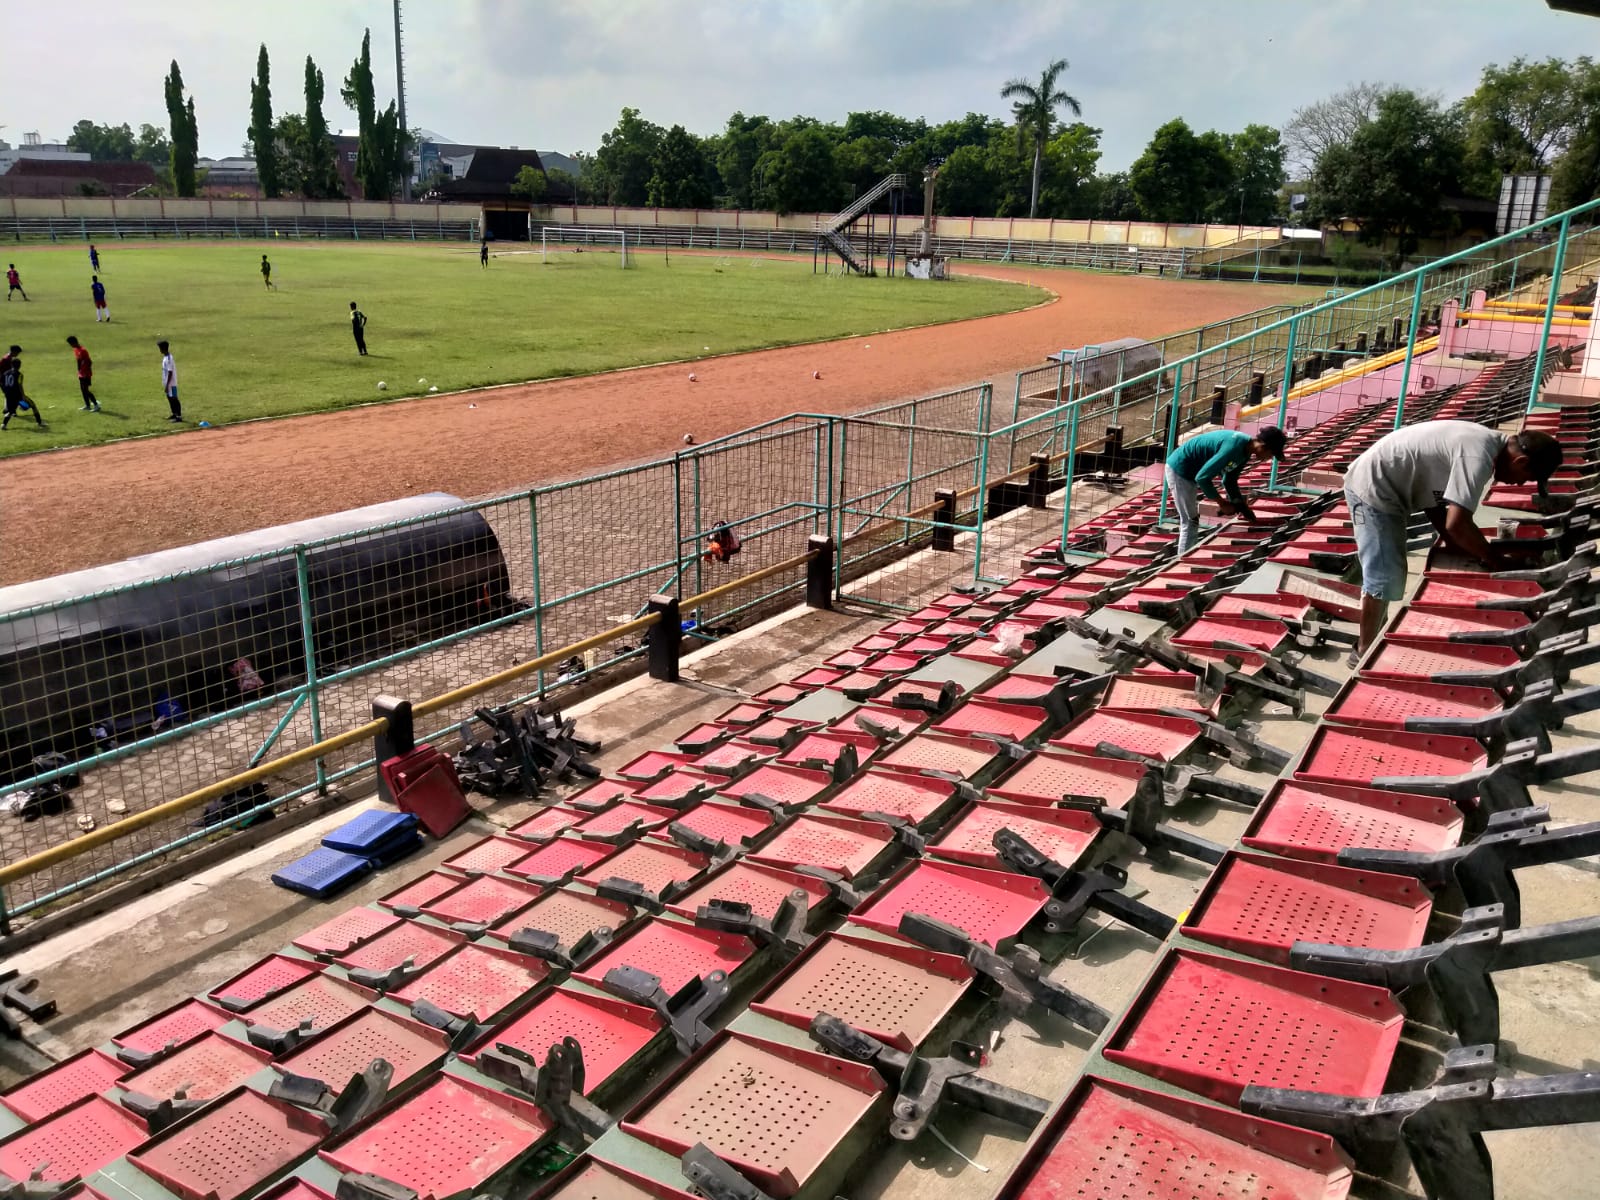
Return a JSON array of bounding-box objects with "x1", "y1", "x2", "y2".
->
[{"x1": 1001, "y1": 59, "x2": 1082, "y2": 219}]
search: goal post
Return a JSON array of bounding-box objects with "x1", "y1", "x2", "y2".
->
[{"x1": 538, "y1": 225, "x2": 629, "y2": 267}]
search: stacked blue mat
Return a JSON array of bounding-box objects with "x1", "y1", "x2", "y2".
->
[{"x1": 271, "y1": 810, "x2": 423, "y2": 898}]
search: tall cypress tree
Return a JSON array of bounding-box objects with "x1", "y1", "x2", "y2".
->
[
  {"x1": 302, "y1": 55, "x2": 340, "y2": 199},
  {"x1": 341, "y1": 28, "x2": 404, "y2": 200},
  {"x1": 163, "y1": 60, "x2": 198, "y2": 196},
  {"x1": 249, "y1": 45, "x2": 281, "y2": 198}
]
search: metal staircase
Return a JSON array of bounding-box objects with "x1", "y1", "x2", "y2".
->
[{"x1": 816, "y1": 173, "x2": 907, "y2": 275}]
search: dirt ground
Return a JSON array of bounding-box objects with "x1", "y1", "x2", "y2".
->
[{"x1": 0, "y1": 266, "x2": 1296, "y2": 585}]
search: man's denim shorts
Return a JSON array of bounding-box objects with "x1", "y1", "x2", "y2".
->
[{"x1": 1345, "y1": 488, "x2": 1409, "y2": 602}]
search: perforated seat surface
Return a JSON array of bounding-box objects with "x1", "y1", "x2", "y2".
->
[
  {"x1": 820, "y1": 769, "x2": 953, "y2": 824},
  {"x1": 209, "y1": 954, "x2": 322, "y2": 1010},
  {"x1": 751, "y1": 932, "x2": 971, "y2": 1050},
  {"x1": 0, "y1": 1095, "x2": 148, "y2": 1180},
  {"x1": 849, "y1": 860, "x2": 1048, "y2": 949},
  {"x1": 113, "y1": 998, "x2": 229, "y2": 1053},
  {"x1": 1051, "y1": 710, "x2": 1200, "y2": 763},
  {"x1": 443, "y1": 835, "x2": 538, "y2": 876},
  {"x1": 1172, "y1": 615, "x2": 1288, "y2": 652},
  {"x1": 576, "y1": 919, "x2": 754, "y2": 995},
  {"x1": 750, "y1": 815, "x2": 892, "y2": 879},
  {"x1": 490, "y1": 887, "x2": 634, "y2": 948},
  {"x1": 421, "y1": 874, "x2": 545, "y2": 926},
  {"x1": 989, "y1": 750, "x2": 1144, "y2": 807},
  {"x1": 464, "y1": 986, "x2": 661, "y2": 1089},
  {"x1": 929, "y1": 802, "x2": 1099, "y2": 871},
  {"x1": 621, "y1": 1032, "x2": 883, "y2": 1198},
  {"x1": 507, "y1": 806, "x2": 584, "y2": 842},
  {"x1": 1325, "y1": 678, "x2": 1503, "y2": 728},
  {"x1": 378, "y1": 870, "x2": 467, "y2": 912},
  {"x1": 119, "y1": 1032, "x2": 271, "y2": 1102},
  {"x1": 126, "y1": 1088, "x2": 329, "y2": 1200},
  {"x1": 999, "y1": 1075, "x2": 1354, "y2": 1200},
  {"x1": 275, "y1": 1006, "x2": 448, "y2": 1091},
  {"x1": 933, "y1": 698, "x2": 1047, "y2": 741},
  {"x1": 335, "y1": 919, "x2": 461, "y2": 973},
  {"x1": 536, "y1": 1159, "x2": 697, "y2": 1200},
  {"x1": 877, "y1": 733, "x2": 999, "y2": 779},
  {"x1": 1183, "y1": 852, "x2": 1432, "y2": 965},
  {"x1": 1363, "y1": 637, "x2": 1521, "y2": 680},
  {"x1": 582, "y1": 841, "x2": 708, "y2": 894},
  {"x1": 505, "y1": 837, "x2": 618, "y2": 882},
  {"x1": 715, "y1": 764, "x2": 834, "y2": 808},
  {"x1": 291, "y1": 906, "x2": 399, "y2": 957},
  {"x1": 1102, "y1": 673, "x2": 1213, "y2": 715},
  {"x1": 667, "y1": 860, "x2": 831, "y2": 923},
  {"x1": 1390, "y1": 605, "x2": 1528, "y2": 639},
  {"x1": 657, "y1": 801, "x2": 776, "y2": 848},
  {"x1": 390, "y1": 942, "x2": 549, "y2": 1021},
  {"x1": 0, "y1": 1048, "x2": 129, "y2": 1123},
  {"x1": 1295, "y1": 726, "x2": 1487, "y2": 784},
  {"x1": 240, "y1": 973, "x2": 374, "y2": 1032},
  {"x1": 577, "y1": 800, "x2": 680, "y2": 837},
  {"x1": 1103, "y1": 950, "x2": 1403, "y2": 1104},
  {"x1": 1242, "y1": 779, "x2": 1464, "y2": 864}
]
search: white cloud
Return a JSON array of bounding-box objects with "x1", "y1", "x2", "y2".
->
[{"x1": 6, "y1": 0, "x2": 1594, "y2": 170}]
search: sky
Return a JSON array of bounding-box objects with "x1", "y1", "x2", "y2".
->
[{"x1": 6, "y1": 0, "x2": 1597, "y2": 172}]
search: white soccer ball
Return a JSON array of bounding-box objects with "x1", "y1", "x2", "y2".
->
[
  {"x1": 376, "y1": 381, "x2": 387, "y2": 390},
  {"x1": 683, "y1": 434, "x2": 695, "y2": 445},
  {"x1": 688, "y1": 373, "x2": 697, "y2": 382},
  {"x1": 417, "y1": 377, "x2": 427, "y2": 384},
  {"x1": 429, "y1": 385, "x2": 438, "y2": 393},
  {"x1": 703, "y1": 345, "x2": 710, "y2": 351},
  {"x1": 812, "y1": 371, "x2": 821, "y2": 379}
]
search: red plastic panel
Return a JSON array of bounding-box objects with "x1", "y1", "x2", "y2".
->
[
  {"x1": 929, "y1": 802, "x2": 1099, "y2": 871},
  {"x1": 242, "y1": 973, "x2": 375, "y2": 1032},
  {"x1": 751, "y1": 932, "x2": 972, "y2": 1051},
  {"x1": 1051, "y1": 710, "x2": 1200, "y2": 763},
  {"x1": 716, "y1": 763, "x2": 834, "y2": 808},
  {"x1": 119, "y1": 1032, "x2": 271, "y2": 1103},
  {"x1": 1325, "y1": 678, "x2": 1503, "y2": 730},
  {"x1": 990, "y1": 750, "x2": 1144, "y2": 807},
  {"x1": 291, "y1": 906, "x2": 400, "y2": 957},
  {"x1": 335, "y1": 919, "x2": 463, "y2": 974},
  {"x1": 615, "y1": 750, "x2": 698, "y2": 782},
  {"x1": 507, "y1": 806, "x2": 585, "y2": 842},
  {"x1": 1182, "y1": 852, "x2": 1432, "y2": 965},
  {"x1": 979, "y1": 673, "x2": 1059, "y2": 702},
  {"x1": 491, "y1": 886, "x2": 634, "y2": 948},
  {"x1": 689, "y1": 739, "x2": 766, "y2": 776},
  {"x1": 837, "y1": 704, "x2": 929, "y2": 738},
  {"x1": 1102, "y1": 673, "x2": 1214, "y2": 715},
  {"x1": 821, "y1": 769, "x2": 955, "y2": 825},
  {"x1": 1296, "y1": 727, "x2": 1487, "y2": 785},
  {"x1": 378, "y1": 870, "x2": 468, "y2": 912},
  {"x1": 276, "y1": 1007, "x2": 449, "y2": 1092},
  {"x1": 716, "y1": 701, "x2": 780, "y2": 726},
  {"x1": 0, "y1": 1048, "x2": 129, "y2": 1123},
  {"x1": 621, "y1": 1032, "x2": 884, "y2": 1199},
  {"x1": 751, "y1": 814, "x2": 892, "y2": 879},
  {"x1": 850, "y1": 860, "x2": 1048, "y2": 949},
  {"x1": 576, "y1": 919, "x2": 754, "y2": 995},
  {"x1": 209, "y1": 954, "x2": 323, "y2": 1010},
  {"x1": 320, "y1": 1081, "x2": 556, "y2": 1200},
  {"x1": 1243, "y1": 779, "x2": 1464, "y2": 864},
  {"x1": 567, "y1": 779, "x2": 643, "y2": 810},
  {"x1": 752, "y1": 683, "x2": 812, "y2": 706},
  {"x1": 421, "y1": 875, "x2": 546, "y2": 926},
  {"x1": 877, "y1": 733, "x2": 1000, "y2": 779},
  {"x1": 632, "y1": 770, "x2": 723, "y2": 806},
  {"x1": 389, "y1": 943, "x2": 550, "y2": 1021},
  {"x1": 666, "y1": 860, "x2": 832, "y2": 923},
  {"x1": 658, "y1": 801, "x2": 776, "y2": 847},
  {"x1": 443, "y1": 835, "x2": 538, "y2": 876},
  {"x1": 538, "y1": 1158, "x2": 698, "y2": 1200},
  {"x1": 676, "y1": 720, "x2": 737, "y2": 750},
  {"x1": 1102, "y1": 950, "x2": 1404, "y2": 1104},
  {"x1": 581, "y1": 841, "x2": 709, "y2": 894},
  {"x1": 1413, "y1": 576, "x2": 1545, "y2": 607},
  {"x1": 578, "y1": 800, "x2": 680, "y2": 838},
  {"x1": 464, "y1": 986, "x2": 661, "y2": 1089},
  {"x1": 792, "y1": 667, "x2": 848, "y2": 688},
  {"x1": 934, "y1": 698, "x2": 1048, "y2": 742},
  {"x1": 505, "y1": 837, "x2": 618, "y2": 883},
  {"x1": 1363, "y1": 637, "x2": 1521, "y2": 681},
  {"x1": 127, "y1": 1088, "x2": 329, "y2": 1200},
  {"x1": 0, "y1": 1095, "x2": 147, "y2": 1180},
  {"x1": 1206, "y1": 593, "x2": 1316, "y2": 621},
  {"x1": 113, "y1": 998, "x2": 229, "y2": 1054},
  {"x1": 777, "y1": 730, "x2": 877, "y2": 770},
  {"x1": 1172, "y1": 615, "x2": 1288, "y2": 653},
  {"x1": 997, "y1": 1075, "x2": 1353, "y2": 1200},
  {"x1": 1390, "y1": 605, "x2": 1527, "y2": 640}
]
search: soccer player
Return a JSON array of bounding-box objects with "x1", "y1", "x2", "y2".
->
[
  {"x1": 5, "y1": 264, "x2": 26, "y2": 301},
  {"x1": 158, "y1": 340, "x2": 182, "y2": 422},
  {"x1": 260, "y1": 254, "x2": 274, "y2": 290},
  {"x1": 66, "y1": 337, "x2": 100, "y2": 411},
  {"x1": 1, "y1": 345, "x2": 43, "y2": 428},
  {"x1": 91, "y1": 275, "x2": 109, "y2": 322},
  {"x1": 89, "y1": 243, "x2": 101, "y2": 272},
  {"x1": 480, "y1": 240, "x2": 489, "y2": 268},
  {"x1": 349, "y1": 301, "x2": 368, "y2": 356}
]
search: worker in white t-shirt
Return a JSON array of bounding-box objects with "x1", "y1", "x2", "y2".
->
[{"x1": 158, "y1": 340, "x2": 182, "y2": 423}]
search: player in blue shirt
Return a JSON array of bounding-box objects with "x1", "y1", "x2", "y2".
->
[
  {"x1": 1164, "y1": 425, "x2": 1288, "y2": 552},
  {"x1": 91, "y1": 275, "x2": 109, "y2": 322}
]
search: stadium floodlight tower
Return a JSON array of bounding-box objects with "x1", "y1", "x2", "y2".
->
[
  {"x1": 394, "y1": 0, "x2": 410, "y2": 201},
  {"x1": 907, "y1": 160, "x2": 949, "y2": 280}
]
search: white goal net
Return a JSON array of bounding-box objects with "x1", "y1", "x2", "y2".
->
[{"x1": 536, "y1": 225, "x2": 630, "y2": 267}]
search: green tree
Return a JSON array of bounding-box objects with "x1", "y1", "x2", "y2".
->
[
  {"x1": 67, "y1": 120, "x2": 137, "y2": 160},
  {"x1": 272, "y1": 113, "x2": 309, "y2": 195},
  {"x1": 134, "y1": 124, "x2": 171, "y2": 170},
  {"x1": 593, "y1": 107, "x2": 665, "y2": 206},
  {"x1": 759, "y1": 125, "x2": 842, "y2": 214},
  {"x1": 341, "y1": 29, "x2": 407, "y2": 200},
  {"x1": 1309, "y1": 90, "x2": 1469, "y2": 257},
  {"x1": 933, "y1": 143, "x2": 1001, "y2": 216},
  {"x1": 717, "y1": 112, "x2": 775, "y2": 207},
  {"x1": 1129, "y1": 119, "x2": 1229, "y2": 222},
  {"x1": 1463, "y1": 56, "x2": 1581, "y2": 176},
  {"x1": 1552, "y1": 60, "x2": 1600, "y2": 206},
  {"x1": 543, "y1": 167, "x2": 580, "y2": 201},
  {"x1": 301, "y1": 56, "x2": 341, "y2": 198},
  {"x1": 1039, "y1": 122, "x2": 1102, "y2": 217},
  {"x1": 1000, "y1": 58, "x2": 1082, "y2": 218},
  {"x1": 511, "y1": 165, "x2": 548, "y2": 201},
  {"x1": 646, "y1": 124, "x2": 713, "y2": 208},
  {"x1": 163, "y1": 61, "x2": 199, "y2": 196},
  {"x1": 1283, "y1": 81, "x2": 1395, "y2": 177},
  {"x1": 1226, "y1": 124, "x2": 1287, "y2": 224},
  {"x1": 249, "y1": 45, "x2": 282, "y2": 198},
  {"x1": 1086, "y1": 171, "x2": 1141, "y2": 220}
]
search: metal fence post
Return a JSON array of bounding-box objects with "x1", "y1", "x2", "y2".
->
[
  {"x1": 528, "y1": 490, "x2": 546, "y2": 695},
  {"x1": 1156, "y1": 362, "x2": 1185, "y2": 525},
  {"x1": 1528, "y1": 214, "x2": 1572, "y2": 413},
  {"x1": 293, "y1": 546, "x2": 327, "y2": 793},
  {"x1": 833, "y1": 419, "x2": 848, "y2": 595},
  {"x1": 1059, "y1": 397, "x2": 1082, "y2": 545},
  {"x1": 1392, "y1": 272, "x2": 1428, "y2": 429},
  {"x1": 1267, "y1": 317, "x2": 1299, "y2": 491}
]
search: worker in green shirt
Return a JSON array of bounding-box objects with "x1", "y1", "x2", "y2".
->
[{"x1": 1164, "y1": 425, "x2": 1288, "y2": 552}]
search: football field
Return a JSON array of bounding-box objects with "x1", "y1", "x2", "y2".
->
[{"x1": 0, "y1": 240, "x2": 1044, "y2": 456}]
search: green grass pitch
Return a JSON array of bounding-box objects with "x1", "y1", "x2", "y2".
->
[{"x1": 0, "y1": 240, "x2": 1044, "y2": 456}]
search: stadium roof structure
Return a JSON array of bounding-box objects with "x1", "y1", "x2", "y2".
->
[
  {"x1": 1548, "y1": 0, "x2": 1600, "y2": 13},
  {"x1": 0, "y1": 158, "x2": 159, "y2": 196}
]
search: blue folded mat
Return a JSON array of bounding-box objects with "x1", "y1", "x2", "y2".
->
[
  {"x1": 322, "y1": 810, "x2": 420, "y2": 857},
  {"x1": 271, "y1": 847, "x2": 372, "y2": 899}
]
